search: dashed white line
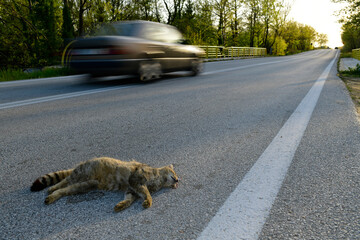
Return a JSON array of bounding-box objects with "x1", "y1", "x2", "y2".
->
[{"x1": 197, "y1": 52, "x2": 338, "y2": 239}]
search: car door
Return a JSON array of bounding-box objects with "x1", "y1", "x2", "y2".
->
[
  {"x1": 161, "y1": 25, "x2": 190, "y2": 71},
  {"x1": 141, "y1": 23, "x2": 190, "y2": 72}
]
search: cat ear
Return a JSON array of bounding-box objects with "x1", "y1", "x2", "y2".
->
[{"x1": 168, "y1": 164, "x2": 174, "y2": 170}]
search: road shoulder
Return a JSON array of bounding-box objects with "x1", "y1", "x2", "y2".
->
[
  {"x1": 338, "y1": 57, "x2": 360, "y2": 120},
  {"x1": 259, "y1": 58, "x2": 360, "y2": 239}
]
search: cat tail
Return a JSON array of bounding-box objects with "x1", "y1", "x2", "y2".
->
[{"x1": 30, "y1": 169, "x2": 73, "y2": 192}]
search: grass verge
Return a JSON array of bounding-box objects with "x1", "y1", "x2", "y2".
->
[{"x1": 0, "y1": 67, "x2": 72, "y2": 82}]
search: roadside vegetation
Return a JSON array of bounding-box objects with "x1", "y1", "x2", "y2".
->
[
  {"x1": 0, "y1": 0, "x2": 329, "y2": 77},
  {"x1": 340, "y1": 64, "x2": 360, "y2": 77},
  {"x1": 0, "y1": 67, "x2": 71, "y2": 82}
]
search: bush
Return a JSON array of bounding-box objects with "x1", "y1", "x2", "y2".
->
[
  {"x1": 272, "y1": 37, "x2": 287, "y2": 56},
  {"x1": 340, "y1": 64, "x2": 360, "y2": 77}
]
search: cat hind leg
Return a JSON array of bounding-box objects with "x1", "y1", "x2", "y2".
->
[
  {"x1": 48, "y1": 178, "x2": 69, "y2": 194},
  {"x1": 45, "y1": 180, "x2": 99, "y2": 205}
]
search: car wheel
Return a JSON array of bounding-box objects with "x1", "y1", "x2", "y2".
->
[
  {"x1": 138, "y1": 61, "x2": 162, "y2": 82},
  {"x1": 190, "y1": 59, "x2": 203, "y2": 76}
]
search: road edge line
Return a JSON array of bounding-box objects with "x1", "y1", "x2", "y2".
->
[{"x1": 197, "y1": 51, "x2": 338, "y2": 240}]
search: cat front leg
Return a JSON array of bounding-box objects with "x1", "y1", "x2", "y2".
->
[
  {"x1": 133, "y1": 185, "x2": 152, "y2": 209},
  {"x1": 114, "y1": 191, "x2": 138, "y2": 212}
]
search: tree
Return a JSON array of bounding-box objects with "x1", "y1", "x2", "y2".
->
[
  {"x1": 62, "y1": 0, "x2": 74, "y2": 41},
  {"x1": 272, "y1": 36, "x2": 287, "y2": 55},
  {"x1": 31, "y1": 0, "x2": 61, "y2": 64},
  {"x1": 190, "y1": 0, "x2": 217, "y2": 45},
  {"x1": 0, "y1": 0, "x2": 61, "y2": 68},
  {"x1": 298, "y1": 24, "x2": 316, "y2": 50},
  {"x1": 0, "y1": 0, "x2": 330, "y2": 69},
  {"x1": 259, "y1": 0, "x2": 290, "y2": 53},
  {"x1": 245, "y1": 0, "x2": 261, "y2": 47},
  {"x1": 213, "y1": 0, "x2": 229, "y2": 46},
  {"x1": 332, "y1": 0, "x2": 360, "y2": 50},
  {"x1": 163, "y1": 0, "x2": 185, "y2": 25},
  {"x1": 333, "y1": 0, "x2": 360, "y2": 25},
  {"x1": 228, "y1": 0, "x2": 242, "y2": 45},
  {"x1": 260, "y1": 0, "x2": 276, "y2": 50},
  {"x1": 317, "y1": 33, "x2": 328, "y2": 47},
  {"x1": 341, "y1": 22, "x2": 360, "y2": 51},
  {"x1": 75, "y1": 0, "x2": 90, "y2": 36}
]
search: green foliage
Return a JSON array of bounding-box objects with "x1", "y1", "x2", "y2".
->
[
  {"x1": 333, "y1": 0, "x2": 360, "y2": 51},
  {"x1": 340, "y1": 51, "x2": 353, "y2": 58},
  {"x1": 341, "y1": 22, "x2": 360, "y2": 52},
  {"x1": 0, "y1": 0, "x2": 328, "y2": 70},
  {"x1": 272, "y1": 36, "x2": 287, "y2": 55},
  {"x1": 281, "y1": 21, "x2": 317, "y2": 54},
  {"x1": 31, "y1": 0, "x2": 62, "y2": 64},
  {"x1": 0, "y1": 67, "x2": 71, "y2": 82},
  {"x1": 62, "y1": 0, "x2": 75, "y2": 40},
  {"x1": 0, "y1": 0, "x2": 62, "y2": 69}
]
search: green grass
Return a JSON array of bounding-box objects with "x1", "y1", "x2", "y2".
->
[
  {"x1": 340, "y1": 51, "x2": 353, "y2": 58},
  {"x1": 0, "y1": 67, "x2": 72, "y2": 82},
  {"x1": 341, "y1": 49, "x2": 360, "y2": 60}
]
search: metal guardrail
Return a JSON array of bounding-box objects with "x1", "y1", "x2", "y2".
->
[
  {"x1": 199, "y1": 46, "x2": 267, "y2": 59},
  {"x1": 352, "y1": 48, "x2": 360, "y2": 61}
]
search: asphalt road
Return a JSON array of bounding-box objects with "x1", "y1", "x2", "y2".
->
[{"x1": 1, "y1": 49, "x2": 359, "y2": 239}]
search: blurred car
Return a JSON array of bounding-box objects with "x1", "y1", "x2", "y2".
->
[{"x1": 65, "y1": 20, "x2": 205, "y2": 81}]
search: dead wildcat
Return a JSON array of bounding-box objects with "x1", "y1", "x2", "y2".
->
[{"x1": 30, "y1": 157, "x2": 179, "y2": 212}]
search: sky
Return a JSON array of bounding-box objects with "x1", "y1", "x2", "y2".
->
[{"x1": 287, "y1": 0, "x2": 347, "y2": 48}]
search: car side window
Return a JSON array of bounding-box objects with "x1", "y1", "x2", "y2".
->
[
  {"x1": 142, "y1": 24, "x2": 183, "y2": 44},
  {"x1": 164, "y1": 26, "x2": 183, "y2": 44}
]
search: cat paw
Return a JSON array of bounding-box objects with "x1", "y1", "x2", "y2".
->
[
  {"x1": 114, "y1": 203, "x2": 126, "y2": 212},
  {"x1": 142, "y1": 199, "x2": 152, "y2": 208},
  {"x1": 44, "y1": 196, "x2": 54, "y2": 205}
]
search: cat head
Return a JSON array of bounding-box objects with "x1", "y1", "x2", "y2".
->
[{"x1": 162, "y1": 164, "x2": 179, "y2": 189}]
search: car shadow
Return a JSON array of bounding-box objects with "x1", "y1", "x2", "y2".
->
[{"x1": 81, "y1": 72, "x2": 193, "y2": 87}]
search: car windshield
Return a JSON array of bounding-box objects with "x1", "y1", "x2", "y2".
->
[{"x1": 91, "y1": 23, "x2": 136, "y2": 37}]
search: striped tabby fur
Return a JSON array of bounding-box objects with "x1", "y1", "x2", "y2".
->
[{"x1": 31, "y1": 157, "x2": 179, "y2": 212}]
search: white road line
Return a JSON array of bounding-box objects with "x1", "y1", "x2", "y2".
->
[
  {"x1": 0, "y1": 85, "x2": 134, "y2": 110},
  {"x1": 198, "y1": 52, "x2": 338, "y2": 240}
]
